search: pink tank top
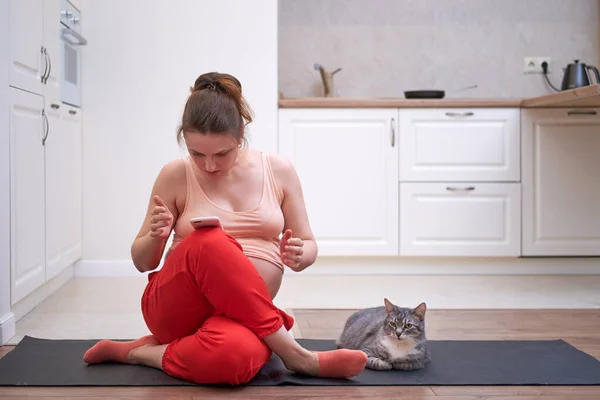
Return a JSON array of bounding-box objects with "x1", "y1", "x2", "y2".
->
[{"x1": 169, "y1": 152, "x2": 286, "y2": 271}]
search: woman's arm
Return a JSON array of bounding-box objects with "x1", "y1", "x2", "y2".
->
[
  {"x1": 270, "y1": 154, "x2": 318, "y2": 272},
  {"x1": 131, "y1": 160, "x2": 183, "y2": 272}
]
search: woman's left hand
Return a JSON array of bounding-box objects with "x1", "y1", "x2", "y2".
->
[{"x1": 279, "y1": 229, "x2": 304, "y2": 270}]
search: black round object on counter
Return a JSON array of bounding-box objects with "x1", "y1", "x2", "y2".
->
[{"x1": 404, "y1": 90, "x2": 445, "y2": 99}]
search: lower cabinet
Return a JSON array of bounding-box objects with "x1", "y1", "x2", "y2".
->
[
  {"x1": 521, "y1": 108, "x2": 600, "y2": 256},
  {"x1": 278, "y1": 108, "x2": 399, "y2": 256},
  {"x1": 9, "y1": 86, "x2": 82, "y2": 305},
  {"x1": 277, "y1": 106, "x2": 599, "y2": 259},
  {"x1": 400, "y1": 183, "x2": 521, "y2": 256}
]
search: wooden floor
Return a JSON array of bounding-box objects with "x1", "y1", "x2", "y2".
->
[{"x1": 1, "y1": 309, "x2": 599, "y2": 399}]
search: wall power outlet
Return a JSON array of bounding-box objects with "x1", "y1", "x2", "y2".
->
[{"x1": 524, "y1": 57, "x2": 552, "y2": 74}]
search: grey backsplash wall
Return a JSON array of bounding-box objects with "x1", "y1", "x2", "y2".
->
[{"x1": 278, "y1": 0, "x2": 600, "y2": 98}]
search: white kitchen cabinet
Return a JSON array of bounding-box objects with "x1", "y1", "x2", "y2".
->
[
  {"x1": 9, "y1": 0, "x2": 44, "y2": 95},
  {"x1": 6, "y1": 0, "x2": 78, "y2": 305},
  {"x1": 9, "y1": 0, "x2": 61, "y2": 104},
  {"x1": 9, "y1": 87, "x2": 46, "y2": 304},
  {"x1": 42, "y1": 0, "x2": 62, "y2": 106},
  {"x1": 399, "y1": 108, "x2": 520, "y2": 182},
  {"x1": 278, "y1": 108, "x2": 399, "y2": 256},
  {"x1": 400, "y1": 183, "x2": 521, "y2": 256},
  {"x1": 521, "y1": 108, "x2": 600, "y2": 256},
  {"x1": 45, "y1": 105, "x2": 82, "y2": 281}
]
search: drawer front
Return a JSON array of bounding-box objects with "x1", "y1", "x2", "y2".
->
[
  {"x1": 400, "y1": 183, "x2": 521, "y2": 256},
  {"x1": 399, "y1": 108, "x2": 520, "y2": 182}
]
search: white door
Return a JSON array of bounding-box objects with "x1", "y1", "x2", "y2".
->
[
  {"x1": 42, "y1": 0, "x2": 61, "y2": 106},
  {"x1": 9, "y1": 0, "x2": 44, "y2": 95},
  {"x1": 399, "y1": 108, "x2": 520, "y2": 182},
  {"x1": 45, "y1": 105, "x2": 82, "y2": 280},
  {"x1": 278, "y1": 109, "x2": 399, "y2": 256},
  {"x1": 400, "y1": 183, "x2": 521, "y2": 256},
  {"x1": 9, "y1": 87, "x2": 46, "y2": 305},
  {"x1": 521, "y1": 108, "x2": 600, "y2": 256}
]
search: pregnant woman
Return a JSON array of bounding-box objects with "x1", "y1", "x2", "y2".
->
[{"x1": 82, "y1": 71, "x2": 368, "y2": 385}]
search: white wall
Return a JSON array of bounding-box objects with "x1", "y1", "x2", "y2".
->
[
  {"x1": 0, "y1": 0, "x2": 15, "y2": 343},
  {"x1": 81, "y1": 0, "x2": 279, "y2": 261}
]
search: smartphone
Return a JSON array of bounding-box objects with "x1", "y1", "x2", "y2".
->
[{"x1": 189, "y1": 216, "x2": 223, "y2": 230}]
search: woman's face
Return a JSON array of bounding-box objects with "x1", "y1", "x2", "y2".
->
[{"x1": 184, "y1": 131, "x2": 241, "y2": 177}]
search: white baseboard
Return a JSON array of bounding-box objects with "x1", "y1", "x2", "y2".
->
[
  {"x1": 11, "y1": 266, "x2": 74, "y2": 322},
  {"x1": 295, "y1": 256, "x2": 600, "y2": 276},
  {"x1": 0, "y1": 312, "x2": 15, "y2": 345},
  {"x1": 74, "y1": 257, "x2": 600, "y2": 277},
  {"x1": 74, "y1": 260, "x2": 156, "y2": 277}
]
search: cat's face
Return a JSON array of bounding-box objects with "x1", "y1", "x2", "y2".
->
[{"x1": 382, "y1": 299, "x2": 427, "y2": 341}]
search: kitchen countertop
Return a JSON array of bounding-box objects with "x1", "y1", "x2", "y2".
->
[
  {"x1": 278, "y1": 84, "x2": 600, "y2": 109},
  {"x1": 520, "y1": 84, "x2": 600, "y2": 108}
]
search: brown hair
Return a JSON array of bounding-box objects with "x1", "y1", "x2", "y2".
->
[{"x1": 176, "y1": 72, "x2": 254, "y2": 146}]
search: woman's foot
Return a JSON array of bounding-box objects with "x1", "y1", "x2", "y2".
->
[
  {"x1": 83, "y1": 335, "x2": 160, "y2": 364},
  {"x1": 284, "y1": 348, "x2": 368, "y2": 378}
]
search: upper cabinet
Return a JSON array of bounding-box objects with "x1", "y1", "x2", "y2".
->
[
  {"x1": 521, "y1": 108, "x2": 600, "y2": 256},
  {"x1": 9, "y1": 0, "x2": 61, "y2": 103},
  {"x1": 9, "y1": 0, "x2": 44, "y2": 95},
  {"x1": 399, "y1": 108, "x2": 521, "y2": 182},
  {"x1": 41, "y1": 0, "x2": 61, "y2": 105},
  {"x1": 278, "y1": 108, "x2": 399, "y2": 256}
]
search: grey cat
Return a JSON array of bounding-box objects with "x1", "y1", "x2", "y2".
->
[{"x1": 336, "y1": 298, "x2": 430, "y2": 371}]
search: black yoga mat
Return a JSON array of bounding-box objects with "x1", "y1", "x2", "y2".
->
[{"x1": 1, "y1": 336, "x2": 599, "y2": 386}]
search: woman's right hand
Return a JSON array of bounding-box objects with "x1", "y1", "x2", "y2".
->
[{"x1": 149, "y1": 195, "x2": 174, "y2": 238}]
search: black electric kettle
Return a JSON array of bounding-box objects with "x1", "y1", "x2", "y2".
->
[{"x1": 561, "y1": 60, "x2": 600, "y2": 90}]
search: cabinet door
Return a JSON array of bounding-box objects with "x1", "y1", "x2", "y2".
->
[
  {"x1": 278, "y1": 109, "x2": 399, "y2": 256},
  {"x1": 521, "y1": 108, "x2": 600, "y2": 256},
  {"x1": 45, "y1": 105, "x2": 82, "y2": 280},
  {"x1": 9, "y1": 0, "x2": 44, "y2": 95},
  {"x1": 400, "y1": 183, "x2": 521, "y2": 256},
  {"x1": 42, "y1": 0, "x2": 61, "y2": 106},
  {"x1": 9, "y1": 87, "x2": 46, "y2": 305},
  {"x1": 399, "y1": 108, "x2": 520, "y2": 182}
]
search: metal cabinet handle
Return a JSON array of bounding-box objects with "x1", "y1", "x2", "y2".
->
[
  {"x1": 445, "y1": 112, "x2": 474, "y2": 117},
  {"x1": 390, "y1": 117, "x2": 395, "y2": 147},
  {"x1": 567, "y1": 110, "x2": 597, "y2": 116},
  {"x1": 42, "y1": 109, "x2": 49, "y2": 145},
  {"x1": 69, "y1": 110, "x2": 77, "y2": 115},
  {"x1": 44, "y1": 50, "x2": 52, "y2": 84},
  {"x1": 447, "y1": 186, "x2": 475, "y2": 192},
  {"x1": 40, "y1": 47, "x2": 48, "y2": 83},
  {"x1": 50, "y1": 103, "x2": 60, "y2": 109}
]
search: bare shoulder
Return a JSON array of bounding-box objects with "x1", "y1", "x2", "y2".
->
[
  {"x1": 266, "y1": 152, "x2": 303, "y2": 202},
  {"x1": 156, "y1": 157, "x2": 187, "y2": 183},
  {"x1": 267, "y1": 152, "x2": 296, "y2": 179},
  {"x1": 153, "y1": 157, "x2": 188, "y2": 214}
]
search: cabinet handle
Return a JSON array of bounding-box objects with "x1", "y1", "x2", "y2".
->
[
  {"x1": 69, "y1": 110, "x2": 77, "y2": 115},
  {"x1": 567, "y1": 110, "x2": 597, "y2": 116},
  {"x1": 447, "y1": 186, "x2": 475, "y2": 192},
  {"x1": 50, "y1": 103, "x2": 60, "y2": 109},
  {"x1": 445, "y1": 112, "x2": 474, "y2": 117},
  {"x1": 42, "y1": 109, "x2": 49, "y2": 145},
  {"x1": 40, "y1": 47, "x2": 48, "y2": 83},
  {"x1": 44, "y1": 50, "x2": 52, "y2": 84},
  {"x1": 390, "y1": 117, "x2": 396, "y2": 147}
]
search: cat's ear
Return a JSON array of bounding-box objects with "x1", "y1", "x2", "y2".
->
[
  {"x1": 384, "y1": 298, "x2": 395, "y2": 313},
  {"x1": 412, "y1": 302, "x2": 427, "y2": 321}
]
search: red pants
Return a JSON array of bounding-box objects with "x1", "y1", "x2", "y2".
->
[{"x1": 141, "y1": 227, "x2": 294, "y2": 385}]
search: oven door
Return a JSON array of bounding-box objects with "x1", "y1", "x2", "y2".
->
[{"x1": 60, "y1": 26, "x2": 86, "y2": 107}]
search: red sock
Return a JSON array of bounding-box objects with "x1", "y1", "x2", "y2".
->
[
  {"x1": 83, "y1": 335, "x2": 160, "y2": 364},
  {"x1": 316, "y1": 349, "x2": 368, "y2": 378}
]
